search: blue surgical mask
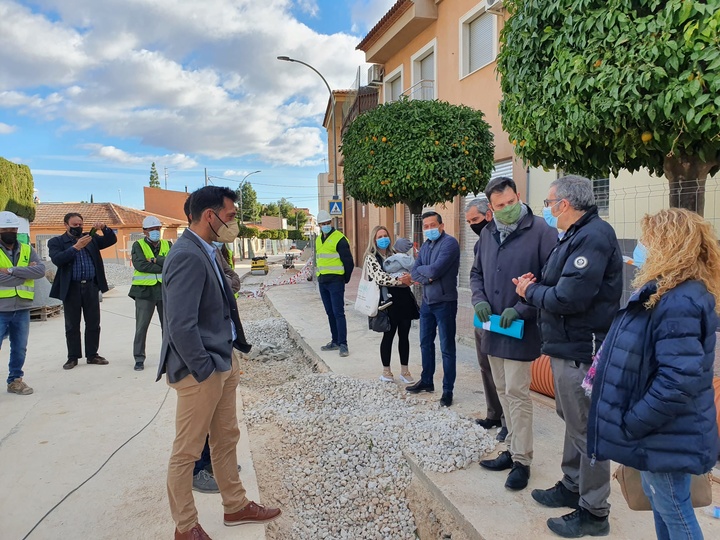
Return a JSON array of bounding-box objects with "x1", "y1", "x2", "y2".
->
[
  {"x1": 376, "y1": 237, "x2": 390, "y2": 249},
  {"x1": 212, "y1": 241, "x2": 224, "y2": 248},
  {"x1": 321, "y1": 225, "x2": 332, "y2": 235},
  {"x1": 632, "y1": 241, "x2": 647, "y2": 268},
  {"x1": 148, "y1": 230, "x2": 161, "y2": 242},
  {"x1": 424, "y1": 228, "x2": 441, "y2": 242},
  {"x1": 542, "y1": 206, "x2": 558, "y2": 228}
]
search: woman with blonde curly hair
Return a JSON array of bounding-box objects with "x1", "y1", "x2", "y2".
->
[
  {"x1": 588, "y1": 208, "x2": 720, "y2": 540},
  {"x1": 363, "y1": 225, "x2": 418, "y2": 383}
]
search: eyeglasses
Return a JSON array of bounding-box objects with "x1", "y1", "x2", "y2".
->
[{"x1": 543, "y1": 198, "x2": 561, "y2": 207}]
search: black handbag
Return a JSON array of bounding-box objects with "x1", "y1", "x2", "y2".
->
[{"x1": 368, "y1": 311, "x2": 392, "y2": 333}]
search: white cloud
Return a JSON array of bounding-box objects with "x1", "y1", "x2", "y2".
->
[
  {"x1": 350, "y1": 0, "x2": 397, "y2": 34},
  {"x1": 82, "y1": 144, "x2": 198, "y2": 169},
  {"x1": 0, "y1": 0, "x2": 366, "y2": 166},
  {"x1": 0, "y1": 122, "x2": 16, "y2": 134}
]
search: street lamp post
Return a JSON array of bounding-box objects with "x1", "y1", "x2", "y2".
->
[{"x1": 277, "y1": 55, "x2": 340, "y2": 227}]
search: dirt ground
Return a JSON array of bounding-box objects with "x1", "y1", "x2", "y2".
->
[{"x1": 236, "y1": 295, "x2": 474, "y2": 540}]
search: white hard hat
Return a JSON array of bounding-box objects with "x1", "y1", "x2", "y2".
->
[
  {"x1": 316, "y1": 210, "x2": 331, "y2": 224},
  {"x1": 0, "y1": 211, "x2": 20, "y2": 228},
  {"x1": 142, "y1": 215, "x2": 162, "y2": 229}
]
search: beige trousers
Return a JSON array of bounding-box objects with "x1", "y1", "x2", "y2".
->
[
  {"x1": 167, "y1": 353, "x2": 248, "y2": 533},
  {"x1": 488, "y1": 355, "x2": 534, "y2": 466}
]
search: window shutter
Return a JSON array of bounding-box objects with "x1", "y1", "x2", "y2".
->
[{"x1": 468, "y1": 13, "x2": 494, "y2": 73}]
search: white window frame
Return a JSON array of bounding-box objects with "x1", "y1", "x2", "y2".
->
[
  {"x1": 383, "y1": 65, "x2": 404, "y2": 104},
  {"x1": 459, "y1": 2, "x2": 498, "y2": 80},
  {"x1": 410, "y1": 38, "x2": 437, "y2": 100}
]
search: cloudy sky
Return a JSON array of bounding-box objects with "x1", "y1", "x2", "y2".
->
[{"x1": 0, "y1": 0, "x2": 396, "y2": 214}]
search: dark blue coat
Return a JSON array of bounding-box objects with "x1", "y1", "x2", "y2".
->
[
  {"x1": 411, "y1": 231, "x2": 460, "y2": 305},
  {"x1": 469, "y1": 207, "x2": 558, "y2": 361},
  {"x1": 587, "y1": 280, "x2": 719, "y2": 474},
  {"x1": 525, "y1": 206, "x2": 623, "y2": 363}
]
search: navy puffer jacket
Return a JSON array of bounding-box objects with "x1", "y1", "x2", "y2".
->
[{"x1": 587, "y1": 280, "x2": 719, "y2": 474}]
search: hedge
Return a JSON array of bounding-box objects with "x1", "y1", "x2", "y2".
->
[{"x1": 0, "y1": 158, "x2": 36, "y2": 221}]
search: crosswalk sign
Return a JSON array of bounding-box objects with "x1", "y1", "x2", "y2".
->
[{"x1": 329, "y1": 201, "x2": 343, "y2": 216}]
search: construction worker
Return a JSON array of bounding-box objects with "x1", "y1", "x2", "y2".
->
[
  {"x1": 0, "y1": 211, "x2": 46, "y2": 395},
  {"x1": 128, "y1": 215, "x2": 172, "y2": 371},
  {"x1": 315, "y1": 209, "x2": 354, "y2": 357}
]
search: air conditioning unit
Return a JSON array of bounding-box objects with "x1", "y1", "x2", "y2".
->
[
  {"x1": 368, "y1": 64, "x2": 383, "y2": 86},
  {"x1": 485, "y1": 0, "x2": 505, "y2": 15}
]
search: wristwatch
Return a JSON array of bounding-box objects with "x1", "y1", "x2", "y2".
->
[{"x1": 7, "y1": 268, "x2": 13, "y2": 275}]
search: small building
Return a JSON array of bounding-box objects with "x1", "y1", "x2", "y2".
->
[{"x1": 31, "y1": 202, "x2": 186, "y2": 265}]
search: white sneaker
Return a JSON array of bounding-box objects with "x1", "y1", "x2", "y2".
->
[
  {"x1": 380, "y1": 369, "x2": 394, "y2": 382},
  {"x1": 399, "y1": 371, "x2": 414, "y2": 384}
]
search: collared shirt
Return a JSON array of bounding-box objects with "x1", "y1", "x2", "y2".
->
[
  {"x1": 71, "y1": 236, "x2": 96, "y2": 282},
  {"x1": 186, "y1": 229, "x2": 236, "y2": 340}
]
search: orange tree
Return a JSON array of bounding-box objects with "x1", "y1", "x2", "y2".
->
[
  {"x1": 498, "y1": 0, "x2": 720, "y2": 214},
  {"x1": 341, "y1": 98, "x2": 495, "y2": 216}
]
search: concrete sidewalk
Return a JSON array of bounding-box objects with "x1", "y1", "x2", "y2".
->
[
  {"x1": 265, "y1": 278, "x2": 720, "y2": 540},
  {"x1": 0, "y1": 282, "x2": 265, "y2": 540}
]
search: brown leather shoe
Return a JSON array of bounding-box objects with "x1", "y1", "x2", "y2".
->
[
  {"x1": 224, "y1": 501, "x2": 282, "y2": 526},
  {"x1": 174, "y1": 523, "x2": 212, "y2": 539},
  {"x1": 63, "y1": 359, "x2": 78, "y2": 370},
  {"x1": 87, "y1": 355, "x2": 109, "y2": 365}
]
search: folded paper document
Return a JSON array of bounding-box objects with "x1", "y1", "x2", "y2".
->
[{"x1": 473, "y1": 314, "x2": 524, "y2": 339}]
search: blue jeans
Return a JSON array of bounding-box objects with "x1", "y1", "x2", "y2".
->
[
  {"x1": 641, "y1": 471, "x2": 704, "y2": 540},
  {"x1": 0, "y1": 309, "x2": 31, "y2": 384},
  {"x1": 318, "y1": 279, "x2": 347, "y2": 346},
  {"x1": 419, "y1": 300, "x2": 457, "y2": 393}
]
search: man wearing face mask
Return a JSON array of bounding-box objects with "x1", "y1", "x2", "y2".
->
[
  {"x1": 0, "y1": 211, "x2": 46, "y2": 395},
  {"x1": 49, "y1": 212, "x2": 117, "y2": 370},
  {"x1": 158, "y1": 186, "x2": 277, "y2": 539},
  {"x1": 514, "y1": 176, "x2": 622, "y2": 538},
  {"x1": 128, "y1": 215, "x2": 172, "y2": 371},
  {"x1": 315, "y1": 210, "x2": 354, "y2": 358},
  {"x1": 464, "y1": 197, "x2": 506, "y2": 439},
  {"x1": 470, "y1": 177, "x2": 557, "y2": 491},
  {"x1": 407, "y1": 211, "x2": 460, "y2": 407}
]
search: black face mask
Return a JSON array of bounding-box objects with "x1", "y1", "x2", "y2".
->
[
  {"x1": 69, "y1": 226, "x2": 83, "y2": 237},
  {"x1": 470, "y1": 221, "x2": 489, "y2": 236},
  {"x1": 0, "y1": 232, "x2": 17, "y2": 245}
]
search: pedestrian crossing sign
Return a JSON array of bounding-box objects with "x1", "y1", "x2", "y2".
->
[{"x1": 329, "y1": 201, "x2": 343, "y2": 216}]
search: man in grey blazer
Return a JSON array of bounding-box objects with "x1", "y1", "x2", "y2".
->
[{"x1": 157, "y1": 186, "x2": 281, "y2": 540}]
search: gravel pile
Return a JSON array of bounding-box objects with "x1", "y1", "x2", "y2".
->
[
  {"x1": 246, "y1": 373, "x2": 496, "y2": 540},
  {"x1": 243, "y1": 318, "x2": 293, "y2": 352},
  {"x1": 104, "y1": 263, "x2": 135, "y2": 287}
]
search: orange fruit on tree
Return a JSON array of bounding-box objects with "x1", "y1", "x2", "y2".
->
[
  {"x1": 641, "y1": 131, "x2": 653, "y2": 143},
  {"x1": 435, "y1": 140, "x2": 439, "y2": 145},
  {"x1": 381, "y1": 137, "x2": 387, "y2": 142}
]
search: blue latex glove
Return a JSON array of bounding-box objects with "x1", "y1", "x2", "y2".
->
[
  {"x1": 474, "y1": 302, "x2": 492, "y2": 323},
  {"x1": 500, "y1": 308, "x2": 519, "y2": 329}
]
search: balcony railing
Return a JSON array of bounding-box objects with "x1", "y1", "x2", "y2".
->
[
  {"x1": 400, "y1": 79, "x2": 434, "y2": 101},
  {"x1": 341, "y1": 86, "x2": 380, "y2": 136}
]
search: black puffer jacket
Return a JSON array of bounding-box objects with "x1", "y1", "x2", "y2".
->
[{"x1": 525, "y1": 206, "x2": 622, "y2": 363}]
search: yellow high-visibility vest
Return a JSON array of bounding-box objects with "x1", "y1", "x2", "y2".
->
[
  {"x1": 132, "y1": 239, "x2": 170, "y2": 286},
  {"x1": 0, "y1": 243, "x2": 34, "y2": 300},
  {"x1": 315, "y1": 230, "x2": 346, "y2": 276}
]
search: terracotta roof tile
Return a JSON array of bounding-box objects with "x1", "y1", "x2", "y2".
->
[{"x1": 34, "y1": 203, "x2": 186, "y2": 228}]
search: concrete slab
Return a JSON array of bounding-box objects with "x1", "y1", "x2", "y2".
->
[
  {"x1": 265, "y1": 280, "x2": 720, "y2": 540},
  {"x1": 0, "y1": 283, "x2": 265, "y2": 540}
]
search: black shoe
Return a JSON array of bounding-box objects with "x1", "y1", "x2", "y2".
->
[
  {"x1": 134, "y1": 362, "x2": 144, "y2": 371},
  {"x1": 63, "y1": 359, "x2": 78, "y2": 370},
  {"x1": 405, "y1": 381, "x2": 434, "y2": 393},
  {"x1": 532, "y1": 481, "x2": 581, "y2": 509},
  {"x1": 547, "y1": 508, "x2": 609, "y2": 538},
  {"x1": 479, "y1": 450, "x2": 513, "y2": 471},
  {"x1": 505, "y1": 462, "x2": 530, "y2": 491},
  {"x1": 440, "y1": 392, "x2": 453, "y2": 407},
  {"x1": 87, "y1": 355, "x2": 109, "y2": 365},
  {"x1": 496, "y1": 426, "x2": 508, "y2": 442},
  {"x1": 475, "y1": 417, "x2": 502, "y2": 429},
  {"x1": 320, "y1": 341, "x2": 339, "y2": 351}
]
